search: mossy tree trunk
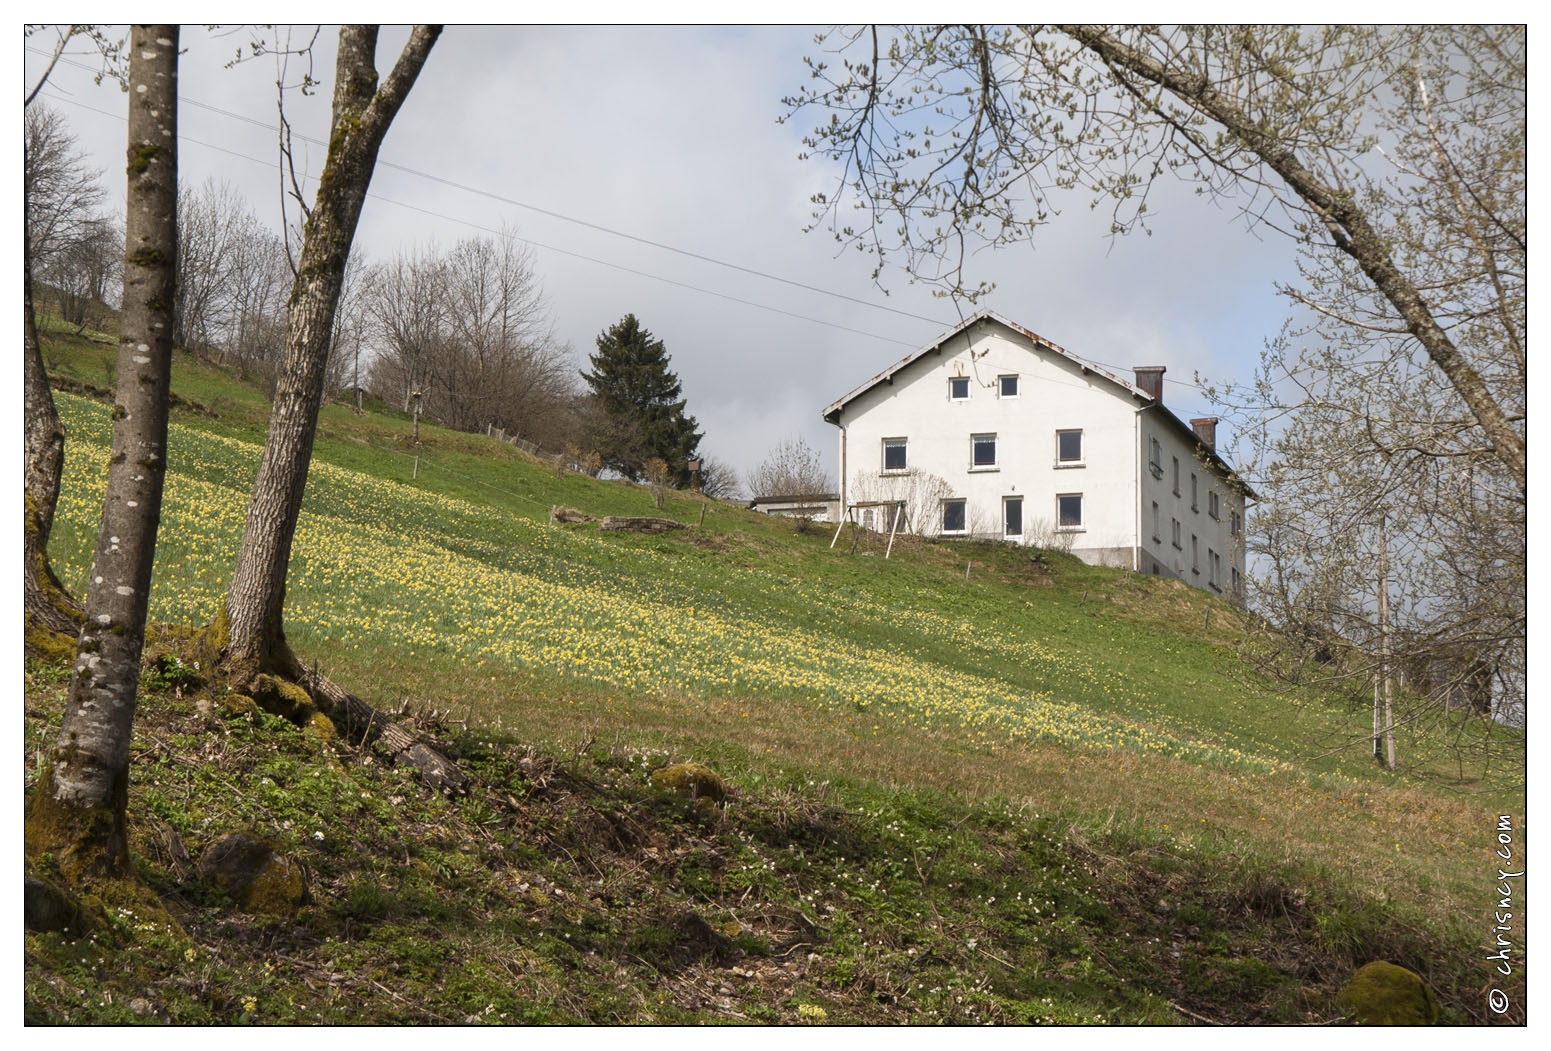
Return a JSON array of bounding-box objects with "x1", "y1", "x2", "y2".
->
[
  {"x1": 24, "y1": 164, "x2": 83, "y2": 645},
  {"x1": 221, "y1": 25, "x2": 440, "y2": 678},
  {"x1": 27, "y1": 27, "x2": 179, "y2": 881}
]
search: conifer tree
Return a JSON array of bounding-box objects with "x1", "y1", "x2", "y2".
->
[{"x1": 580, "y1": 313, "x2": 702, "y2": 484}]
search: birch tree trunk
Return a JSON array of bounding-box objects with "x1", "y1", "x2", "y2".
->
[
  {"x1": 27, "y1": 26, "x2": 178, "y2": 880},
  {"x1": 220, "y1": 25, "x2": 439, "y2": 679}
]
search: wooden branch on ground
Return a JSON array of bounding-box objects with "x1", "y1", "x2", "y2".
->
[{"x1": 302, "y1": 668, "x2": 468, "y2": 796}]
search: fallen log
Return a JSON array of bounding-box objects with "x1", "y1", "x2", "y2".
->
[{"x1": 302, "y1": 668, "x2": 469, "y2": 796}]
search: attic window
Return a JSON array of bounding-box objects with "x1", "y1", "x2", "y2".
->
[
  {"x1": 999, "y1": 375, "x2": 1020, "y2": 398},
  {"x1": 949, "y1": 376, "x2": 970, "y2": 401}
]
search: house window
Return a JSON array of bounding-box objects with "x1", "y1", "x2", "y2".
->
[
  {"x1": 1171, "y1": 518, "x2": 1181, "y2": 549},
  {"x1": 1191, "y1": 473, "x2": 1199, "y2": 512},
  {"x1": 1208, "y1": 490, "x2": 1220, "y2": 520},
  {"x1": 1151, "y1": 502, "x2": 1161, "y2": 543},
  {"x1": 1191, "y1": 535, "x2": 1200, "y2": 575},
  {"x1": 949, "y1": 376, "x2": 970, "y2": 400},
  {"x1": 1209, "y1": 549, "x2": 1222, "y2": 590},
  {"x1": 1172, "y1": 457, "x2": 1180, "y2": 495},
  {"x1": 942, "y1": 498, "x2": 967, "y2": 534},
  {"x1": 882, "y1": 437, "x2": 908, "y2": 472},
  {"x1": 1149, "y1": 437, "x2": 1163, "y2": 478},
  {"x1": 971, "y1": 433, "x2": 997, "y2": 469},
  {"x1": 1056, "y1": 430, "x2": 1083, "y2": 465},
  {"x1": 1057, "y1": 493, "x2": 1083, "y2": 530},
  {"x1": 1003, "y1": 496, "x2": 1023, "y2": 538},
  {"x1": 999, "y1": 375, "x2": 1020, "y2": 398},
  {"x1": 1230, "y1": 510, "x2": 1241, "y2": 537},
  {"x1": 1231, "y1": 566, "x2": 1242, "y2": 593}
]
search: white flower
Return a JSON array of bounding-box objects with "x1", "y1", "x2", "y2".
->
[{"x1": 313, "y1": 831, "x2": 325, "y2": 840}]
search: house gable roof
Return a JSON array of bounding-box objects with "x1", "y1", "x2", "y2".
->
[
  {"x1": 821, "y1": 310, "x2": 1257, "y2": 500},
  {"x1": 821, "y1": 310, "x2": 1143, "y2": 421}
]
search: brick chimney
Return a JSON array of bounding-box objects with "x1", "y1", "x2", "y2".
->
[
  {"x1": 1133, "y1": 366, "x2": 1165, "y2": 402},
  {"x1": 1191, "y1": 417, "x2": 1218, "y2": 453}
]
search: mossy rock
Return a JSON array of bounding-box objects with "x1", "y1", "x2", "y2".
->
[
  {"x1": 304, "y1": 711, "x2": 339, "y2": 748},
  {"x1": 650, "y1": 762, "x2": 728, "y2": 804},
  {"x1": 197, "y1": 832, "x2": 308, "y2": 917},
  {"x1": 24, "y1": 875, "x2": 90, "y2": 935},
  {"x1": 247, "y1": 674, "x2": 317, "y2": 725},
  {"x1": 219, "y1": 694, "x2": 262, "y2": 719},
  {"x1": 1337, "y1": 961, "x2": 1437, "y2": 1025}
]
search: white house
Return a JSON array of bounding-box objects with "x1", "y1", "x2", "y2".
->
[{"x1": 821, "y1": 312, "x2": 1255, "y2": 598}]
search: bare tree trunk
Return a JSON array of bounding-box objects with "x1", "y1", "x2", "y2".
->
[
  {"x1": 27, "y1": 27, "x2": 178, "y2": 882},
  {"x1": 221, "y1": 26, "x2": 439, "y2": 678},
  {"x1": 24, "y1": 214, "x2": 83, "y2": 642}
]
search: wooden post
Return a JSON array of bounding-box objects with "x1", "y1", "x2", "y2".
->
[
  {"x1": 884, "y1": 502, "x2": 903, "y2": 560},
  {"x1": 412, "y1": 455, "x2": 419, "y2": 479},
  {"x1": 965, "y1": 560, "x2": 972, "y2": 580},
  {"x1": 1378, "y1": 513, "x2": 1396, "y2": 771},
  {"x1": 830, "y1": 514, "x2": 847, "y2": 549},
  {"x1": 698, "y1": 503, "x2": 706, "y2": 528},
  {"x1": 549, "y1": 505, "x2": 556, "y2": 525}
]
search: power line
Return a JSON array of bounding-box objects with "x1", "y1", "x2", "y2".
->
[
  {"x1": 36, "y1": 89, "x2": 921, "y2": 350},
  {"x1": 33, "y1": 51, "x2": 1233, "y2": 396},
  {"x1": 33, "y1": 47, "x2": 953, "y2": 331}
]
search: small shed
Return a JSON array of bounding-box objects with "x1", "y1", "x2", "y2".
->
[{"x1": 746, "y1": 493, "x2": 841, "y2": 523}]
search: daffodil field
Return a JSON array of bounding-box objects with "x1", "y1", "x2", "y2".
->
[{"x1": 45, "y1": 390, "x2": 1436, "y2": 785}]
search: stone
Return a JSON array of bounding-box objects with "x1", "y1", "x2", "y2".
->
[
  {"x1": 197, "y1": 832, "x2": 307, "y2": 917},
  {"x1": 24, "y1": 876, "x2": 86, "y2": 934},
  {"x1": 1337, "y1": 960, "x2": 1437, "y2": 1025},
  {"x1": 650, "y1": 762, "x2": 728, "y2": 803}
]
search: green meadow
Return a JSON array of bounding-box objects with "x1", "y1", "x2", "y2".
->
[{"x1": 26, "y1": 329, "x2": 1525, "y2": 1024}]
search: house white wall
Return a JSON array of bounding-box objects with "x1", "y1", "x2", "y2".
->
[
  {"x1": 833, "y1": 321, "x2": 1141, "y2": 567},
  {"x1": 826, "y1": 315, "x2": 1250, "y2": 598},
  {"x1": 1136, "y1": 410, "x2": 1248, "y2": 596}
]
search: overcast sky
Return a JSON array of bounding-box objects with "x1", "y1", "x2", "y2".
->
[{"x1": 23, "y1": 25, "x2": 1301, "y2": 489}]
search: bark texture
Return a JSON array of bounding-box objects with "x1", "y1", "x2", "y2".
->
[
  {"x1": 222, "y1": 25, "x2": 440, "y2": 675},
  {"x1": 24, "y1": 168, "x2": 83, "y2": 641},
  {"x1": 28, "y1": 26, "x2": 179, "y2": 880}
]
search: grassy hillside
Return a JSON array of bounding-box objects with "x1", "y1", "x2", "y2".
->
[{"x1": 25, "y1": 329, "x2": 1525, "y2": 1024}]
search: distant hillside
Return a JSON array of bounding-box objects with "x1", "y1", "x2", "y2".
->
[{"x1": 25, "y1": 321, "x2": 1525, "y2": 1024}]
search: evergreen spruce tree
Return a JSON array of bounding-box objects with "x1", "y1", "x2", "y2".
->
[{"x1": 581, "y1": 314, "x2": 702, "y2": 484}]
